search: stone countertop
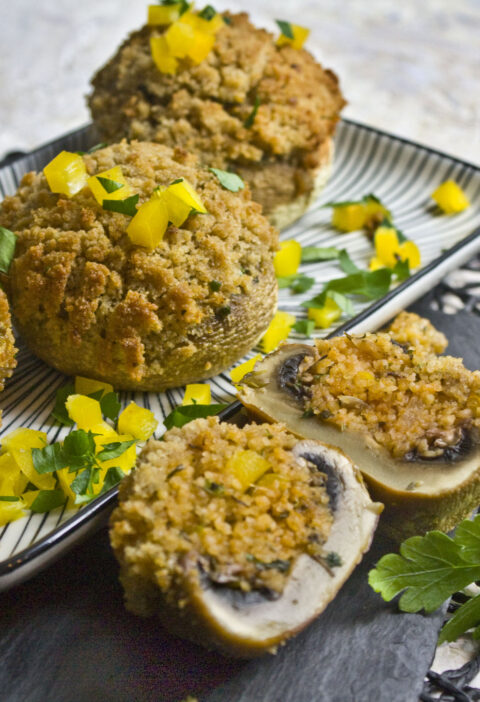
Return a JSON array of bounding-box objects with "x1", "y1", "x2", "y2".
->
[{"x1": 1, "y1": 0, "x2": 479, "y2": 165}]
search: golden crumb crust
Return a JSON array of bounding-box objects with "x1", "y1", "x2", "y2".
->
[
  {"x1": 89, "y1": 12, "x2": 345, "y2": 217},
  {"x1": 110, "y1": 416, "x2": 333, "y2": 616},
  {"x1": 0, "y1": 288, "x2": 16, "y2": 423},
  {"x1": 299, "y1": 312, "x2": 480, "y2": 459},
  {"x1": 0, "y1": 141, "x2": 277, "y2": 390}
]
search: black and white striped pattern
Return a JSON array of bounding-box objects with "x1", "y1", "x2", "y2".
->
[{"x1": 1, "y1": 119, "x2": 480, "y2": 588}]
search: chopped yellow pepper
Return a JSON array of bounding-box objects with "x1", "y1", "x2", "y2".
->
[
  {"x1": 256, "y1": 472, "x2": 288, "y2": 490},
  {"x1": 98, "y1": 434, "x2": 137, "y2": 474},
  {"x1": 74, "y1": 376, "x2": 113, "y2": 396},
  {"x1": 0, "y1": 498, "x2": 26, "y2": 526},
  {"x1": 230, "y1": 354, "x2": 262, "y2": 384},
  {"x1": 154, "y1": 186, "x2": 192, "y2": 227},
  {"x1": 226, "y1": 449, "x2": 270, "y2": 491},
  {"x1": 274, "y1": 240, "x2": 302, "y2": 277},
  {"x1": 188, "y1": 31, "x2": 216, "y2": 64},
  {"x1": 260, "y1": 311, "x2": 296, "y2": 354},
  {"x1": 150, "y1": 35, "x2": 178, "y2": 74},
  {"x1": 373, "y1": 226, "x2": 421, "y2": 269},
  {"x1": 43, "y1": 151, "x2": 87, "y2": 197},
  {"x1": 167, "y1": 178, "x2": 207, "y2": 213},
  {"x1": 148, "y1": 4, "x2": 183, "y2": 25},
  {"x1": 431, "y1": 180, "x2": 470, "y2": 214},
  {"x1": 0, "y1": 452, "x2": 28, "y2": 496},
  {"x1": 87, "y1": 166, "x2": 131, "y2": 205},
  {"x1": 194, "y1": 13, "x2": 224, "y2": 35},
  {"x1": 118, "y1": 403, "x2": 158, "y2": 440},
  {"x1": 331, "y1": 203, "x2": 367, "y2": 232},
  {"x1": 182, "y1": 384, "x2": 211, "y2": 406},
  {"x1": 126, "y1": 198, "x2": 169, "y2": 250},
  {"x1": 277, "y1": 23, "x2": 310, "y2": 50},
  {"x1": 308, "y1": 297, "x2": 342, "y2": 329},
  {"x1": 165, "y1": 20, "x2": 195, "y2": 58},
  {"x1": 2, "y1": 428, "x2": 54, "y2": 491}
]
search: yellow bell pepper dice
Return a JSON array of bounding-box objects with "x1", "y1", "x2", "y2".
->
[
  {"x1": 226, "y1": 450, "x2": 270, "y2": 491},
  {"x1": 274, "y1": 240, "x2": 302, "y2": 277},
  {"x1": 398, "y1": 240, "x2": 421, "y2": 268},
  {"x1": 230, "y1": 354, "x2": 262, "y2": 384},
  {"x1": 98, "y1": 434, "x2": 137, "y2": 474},
  {"x1": 188, "y1": 31, "x2": 216, "y2": 64},
  {"x1": 182, "y1": 384, "x2": 211, "y2": 406},
  {"x1": 369, "y1": 256, "x2": 385, "y2": 272},
  {"x1": 431, "y1": 180, "x2": 470, "y2": 214},
  {"x1": 148, "y1": 4, "x2": 182, "y2": 25},
  {"x1": 195, "y1": 12, "x2": 224, "y2": 35},
  {"x1": 0, "y1": 452, "x2": 28, "y2": 496},
  {"x1": 374, "y1": 226, "x2": 400, "y2": 267},
  {"x1": 118, "y1": 403, "x2": 158, "y2": 440},
  {"x1": 56, "y1": 469, "x2": 76, "y2": 508},
  {"x1": 260, "y1": 311, "x2": 296, "y2": 354},
  {"x1": 65, "y1": 394, "x2": 103, "y2": 430},
  {"x1": 127, "y1": 198, "x2": 169, "y2": 250},
  {"x1": 308, "y1": 297, "x2": 342, "y2": 329},
  {"x1": 21, "y1": 490, "x2": 41, "y2": 509},
  {"x1": 43, "y1": 151, "x2": 87, "y2": 198},
  {"x1": 0, "y1": 498, "x2": 26, "y2": 526},
  {"x1": 87, "y1": 166, "x2": 130, "y2": 205},
  {"x1": 165, "y1": 20, "x2": 195, "y2": 58},
  {"x1": 155, "y1": 187, "x2": 192, "y2": 227},
  {"x1": 150, "y1": 35, "x2": 178, "y2": 75},
  {"x1": 2, "y1": 428, "x2": 53, "y2": 490},
  {"x1": 363, "y1": 198, "x2": 391, "y2": 224},
  {"x1": 331, "y1": 203, "x2": 367, "y2": 232},
  {"x1": 167, "y1": 179, "x2": 207, "y2": 213},
  {"x1": 74, "y1": 376, "x2": 114, "y2": 397},
  {"x1": 277, "y1": 24, "x2": 310, "y2": 50}
]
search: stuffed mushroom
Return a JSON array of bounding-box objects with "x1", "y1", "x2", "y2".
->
[
  {"x1": 0, "y1": 141, "x2": 277, "y2": 391},
  {"x1": 237, "y1": 313, "x2": 480, "y2": 540},
  {"x1": 0, "y1": 288, "x2": 16, "y2": 424},
  {"x1": 88, "y1": 10, "x2": 345, "y2": 229},
  {"x1": 109, "y1": 417, "x2": 381, "y2": 656}
]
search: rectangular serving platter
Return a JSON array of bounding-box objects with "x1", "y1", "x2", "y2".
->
[
  {"x1": 1, "y1": 118, "x2": 480, "y2": 589},
  {"x1": 1, "y1": 120, "x2": 480, "y2": 702}
]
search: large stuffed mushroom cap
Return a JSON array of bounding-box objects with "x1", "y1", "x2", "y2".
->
[
  {"x1": 88, "y1": 12, "x2": 345, "y2": 228},
  {"x1": 0, "y1": 141, "x2": 277, "y2": 391},
  {"x1": 237, "y1": 314, "x2": 480, "y2": 540},
  {"x1": 109, "y1": 417, "x2": 381, "y2": 657}
]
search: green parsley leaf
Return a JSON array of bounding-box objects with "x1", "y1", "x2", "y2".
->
[
  {"x1": 215, "y1": 305, "x2": 231, "y2": 320},
  {"x1": 100, "y1": 392, "x2": 121, "y2": 422},
  {"x1": 438, "y1": 593, "x2": 480, "y2": 644},
  {"x1": 277, "y1": 273, "x2": 315, "y2": 294},
  {"x1": 301, "y1": 246, "x2": 340, "y2": 263},
  {"x1": 88, "y1": 142, "x2": 107, "y2": 154},
  {"x1": 275, "y1": 19, "x2": 294, "y2": 39},
  {"x1": 32, "y1": 442, "x2": 68, "y2": 474},
  {"x1": 325, "y1": 552, "x2": 343, "y2": 568},
  {"x1": 293, "y1": 319, "x2": 315, "y2": 336},
  {"x1": 208, "y1": 280, "x2": 222, "y2": 292},
  {"x1": 63, "y1": 429, "x2": 97, "y2": 470},
  {"x1": 169, "y1": 178, "x2": 184, "y2": 185},
  {"x1": 30, "y1": 489, "x2": 66, "y2": 513},
  {"x1": 394, "y1": 227, "x2": 408, "y2": 243},
  {"x1": 203, "y1": 480, "x2": 225, "y2": 496},
  {"x1": 51, "y1": 383, "x2": 75, "y2": 425},
  {"x1": 338, "y1": 249, "x2": 360, "y2": 275},
  {"x1": 320, "y1": 269, "x2": 392, "y2": 301},
  {"x1": 244, "y1": 96, "x2": 260, "y2": 128},
  {"x1": 96, "y1": 176, "x2": 125, "y2": 194},
  {"x1": 102, "y1": 194, "x2": 139, "y2": 217},
  {"x1": 198, "y1": 5, "x2": 216, "y2": 20},
  {"x1": 209, "y1": 168, "x2": 244, "y2": 193},
  {"x1": 392, "y1": 258, "x2": 410, "y2": 282},
  {"x1": 222, "y1": 15, "x2": 231, "y2": 24},
  {"x1": 99, "y1": 466, "x2": 125, "y2": 495},
  {"x1": 87, "y1": 390, "x2": 104, "y2": 401},
  {"x1": 0, "y1": 496, "x2": 21, "y2": 502},
  {"x1": 164, "y1": 403, "x2": 228, "y2": 430},
  {"x1": 96, "y1": 439, "x2": 136, "y2": 462},
  {"x1": 368, "y1": 515, "x2": 480, "y2": 615},
  {"x1": 0, "y1": 226, "x2": 17, "y2": 274},
  {"x1": 303, "y1": 289, "x2": 354, "y2": 315}
]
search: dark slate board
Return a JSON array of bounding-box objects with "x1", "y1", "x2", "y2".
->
[{"x1": 1, "y1": 294, "x2": 478, "y2": 702}]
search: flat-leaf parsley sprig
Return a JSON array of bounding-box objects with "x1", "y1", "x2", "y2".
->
[{"x1": 369, "y1": 515, "x2": 480, "y2": 643}]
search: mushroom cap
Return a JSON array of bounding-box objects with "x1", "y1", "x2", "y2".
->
[
  {"x1": 109, "y1": 417, "x2": 380, "y2": 656},
  {"x1": 0, "y1": 141, "x2": 277, "y2": 390},
  {"x1": 238, "y1": 343, "x2": 480, "y2": 540}
]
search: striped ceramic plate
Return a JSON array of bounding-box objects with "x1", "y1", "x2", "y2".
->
[{"x1": 1, "y1": 119, "x2": 480, "y2": 590}]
